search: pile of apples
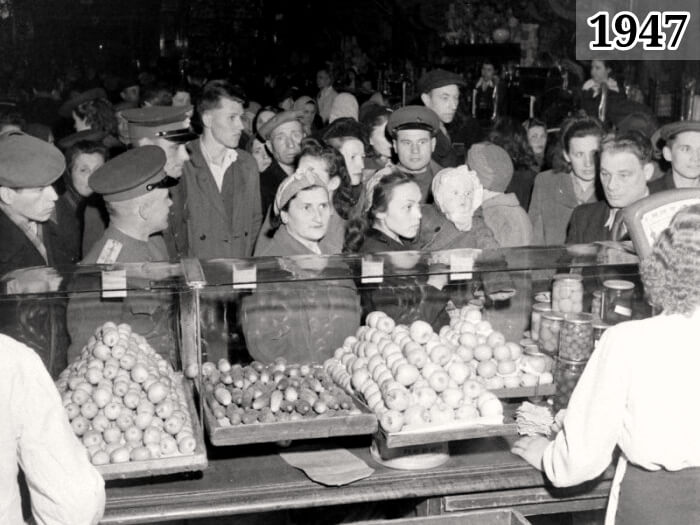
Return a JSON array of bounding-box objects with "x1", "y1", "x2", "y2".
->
[
  {"x1": 56, "y1": 322, "x2": 197, "y2": 466},
  {"x1": 192, "y1": 358, "x2": 362, "y2": 426},
  {"x1": 326, "y1": 308, "x2": 511, "y2": 434}
]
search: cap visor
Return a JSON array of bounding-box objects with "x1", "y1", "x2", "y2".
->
[{"x1": 157, "y1": 129, "x2": 198, "y2": 143}]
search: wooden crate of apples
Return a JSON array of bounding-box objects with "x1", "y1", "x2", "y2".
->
[
  {"x1": 56, "y1": 322, "x2": 207, "y2": 479},
  {"x1": 193, "y1": 358, "x2": 377, "y2": 446},
  {"x1": 326, "y1": 306, "x2": 551, "y2": 440}
]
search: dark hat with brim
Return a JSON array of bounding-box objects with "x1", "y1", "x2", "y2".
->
[
  {"x1": 59, "y1": 87, "x2": 108, "y2": 118},
  {"x1": 257, "y1": 110, "x2": 304, "y2": 142},
  {"x1": 89, "y1": 145, "x2": 175, "y2": 202},
  {"x1": 0, "y1": 132, "x2": 66, "y2": 188},
  {"x1": 57, "y1": 129, "x2": 107, "y2": 151},
  {"x1": 417, "y1": 69, "x2": 466, "y2": 95},
  {"x1": 386, "y1": 105, "x2": 440, "y2": 137},
  {"x1": 651, "y1": 120, "x2": 700, "y2": 150},
  {"x1": 122, "y1": 105, "x2": 197, "y2": 144}
]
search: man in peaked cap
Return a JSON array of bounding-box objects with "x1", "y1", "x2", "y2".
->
[
  {"x1": 386, "y1": 105, "x2": 443, "y2": 203},
  {"x1": 123, "y1": 105, "x2": 196, "y2": 179},
  {"x1": 649, "y1": 120, "x2": 700, "y2": 193},
  {"x1": 0, "y1": 132, "x2": 70, "y2": 275},
  {"x1": 81, "y1": 146, "x2": 176, "y2": 264},
  {"x1": 417, "y1": 68, "x2": 482, "y2": 168}
]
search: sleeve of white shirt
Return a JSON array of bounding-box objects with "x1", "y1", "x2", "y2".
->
[
  {"x1": 11, "y1": 339, "x2": 105, "y2": 525},
  {"x1": 542, "y1": 327, "x2": 629, "y2": 487}
]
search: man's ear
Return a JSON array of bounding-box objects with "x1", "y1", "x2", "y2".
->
[
  {"x1": 137, "y1": 200, "x2": 151, "y2": 221},
  {"x1": 0, "y1": 187, "x2": 14, "y2": 206},
  {"x1": 201, "y1": 110, "x2": 213, "y2": 129},
  {"x1": 327, "y1": 176, "x2": 341, "y2": 192},
  {"x1": 562, "y1": 150, "x2": 571, "y2": 164},
  {"x1": 392, "y1": 139, "x2": 398, "y2": 153},
  {"x1": 280, "y1": 210, "x2": 289, "y2": 225},
  {"x1": 431, "y1": 137, "x2": 437, "y2": 153},
  {"x1": 662, "y1": 145, "x2": 672, "y2": 163},
  {"x1": 643, "y1": 161, "x2": 655, "y2": 182},
  {"x1": 420, "y1": 93, "x2": 431, "y2": 107}
]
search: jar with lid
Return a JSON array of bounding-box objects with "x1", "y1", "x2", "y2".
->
[
  {"x1": 530, "y1": 302, "x2": 552, "y2": 342},
  {"x1": 538, "y1": 311, "x2": 564, "y2": 356},
  {"x1": 591, "y1": 290, "x2": 603, "y2": 318},
  {"x1": 602, "y1": 280, "x2": 635, "y2": 324},
  {"x1": 559, "y1": 313, "x2": 594, "y2": 362},
  {"x1": 553, "y1": 357, "x2": 586, "y2": 413},
  {"x1": 522, "y1": 341, "x2": 554, "y2": 374},
  {"x1": 592, "y1": 319, "x2": 612, "y2": 349},
  {"x1": 552, "y1": 274, "x2": 583, "y2": 313}
]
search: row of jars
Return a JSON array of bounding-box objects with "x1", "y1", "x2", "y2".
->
[{"x1": 551, "y1": 274, "x2": 636, "y2": 321}]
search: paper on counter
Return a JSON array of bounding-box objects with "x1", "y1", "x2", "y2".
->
[{"x1": 279, "y1": 448, "x2": 374, "y2": 486}]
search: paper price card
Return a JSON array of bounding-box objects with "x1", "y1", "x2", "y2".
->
[
  {"x1": 233, "y1": 264, "x2": 257, "y2": 290},
  {"x1": 361, "y1": 258, "x2": 384, "y2": 284},
  {"x1": 101, "y1": 269, "x2": 127, "y2": 298},
  {"x1": 449, "y1": 252, "x2": 474, "y2": 281}
]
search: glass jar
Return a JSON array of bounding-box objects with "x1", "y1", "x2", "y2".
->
[
  {"x1": 523, "y1": 342, "x2": 554, "y2": 374},
  {"x1": 602, "y1": 280, "x2": 635, "y2": 324},
  {"x1": 538, "y1": 311, "x2": 564, "y2": 356},
  {"x1": 553, "y1": 357, "x2": 586, "y2": 413},
  {"x1": 591, "y1": 290, "x2": 603, "y2": 318},
  {"x1": 530, "y1": 302, "x2": 552, "y2": 342},
  {"x1": 559, "y1": 313, "x2": 594, "y2": 362},
  {"x1": 592, "y1": 319, "x2": 612, "y2": 349},
  {"x1": 552, "y1": 274, "x2": 584, "y2": 313}
]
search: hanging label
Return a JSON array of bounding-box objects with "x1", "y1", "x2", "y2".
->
[
  {"x1": 450, "y1": 252, "x2": 474, "y2": 280},
  {"x1": 361, "y1": 258, "x2": 383, "y2": 284},
  {"x1": 233, "y1": 264, "x2": 257, "y2": 290},
  {"x1": 101, "y1": 269, "x2": 127, "y2": 298}
]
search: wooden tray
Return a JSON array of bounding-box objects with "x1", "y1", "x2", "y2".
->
[
  {"x1": 491, "y1": 382, "x2": 555, "y2": 399},
  {"x1": 203, "y1": 398, "x2": 378, "y2": 446},
  {"x1": 375, "y1": 403, "x2": 518, "y2": 449},
  {"x1": 98, "y1": 375, "x2": 208, "y2": 480}
]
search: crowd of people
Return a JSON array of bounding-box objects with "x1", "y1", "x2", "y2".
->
[{"x1": 1, "y1": 54, "x2": 700, "y2": 524}]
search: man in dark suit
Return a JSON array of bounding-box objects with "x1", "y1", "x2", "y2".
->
[{"x1": 567, "y1": 130, "x2": 654, "y2": 244}]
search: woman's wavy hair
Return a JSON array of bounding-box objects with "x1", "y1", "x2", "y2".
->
[
  {"x1": 74, "y1": 98, "x2": 118, "y2": 136},
  {"x1": 551, "y1": 113, "x2": 604, "y2": 172},
  {"x1": 343, "y1": 168, "x2": 415, "y2": 253},
  {"x1": 641, "y1": 203, "x2": 700, "y2": 315},
  {"x1": 488, "y1": 116, "x2": 537, "y2": 169}
]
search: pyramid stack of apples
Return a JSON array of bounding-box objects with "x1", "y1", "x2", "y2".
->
[{"x1": 56, "y1": 322, "x2": 197, "y2": 466}]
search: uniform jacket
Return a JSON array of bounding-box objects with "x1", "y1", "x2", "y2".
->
[
  {"x1": 567, "y1": 201, "x2": 613, "y2": 244},
  {"x1": 170, "y1": 140, "x2": 263, "y2": 259},
  {"x1": 529, "y1": 169, "x2": 600, "y2": 246}
]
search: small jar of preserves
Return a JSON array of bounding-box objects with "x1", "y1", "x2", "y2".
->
[
  {"x1": 523, "y1": 342, "x2": 554, "y2": 374},
  {"x1": 602, "y1": 280, "x2": 635, "y2": 324},
  {"x1": 591, "y1": 290, "x2": 603, "y2": 318},
  {"x1": 530, "y1": 302, "x2": 552, "y2": 342},
  {"x1": 538, "y1": 311, "x2": 564, "y2": 357},
  {"x1": 559, "y1": 313, "x2": 594, "y2": 362},
  {"x1": 553, "y1": 357, "x2": 586, "y2": 413},
  {"x1": 592, "y1": 319, "x2": 612, "y2": 349},
  {"x1": 552, "y1": 274, "x2": 583, "y2": 313}
]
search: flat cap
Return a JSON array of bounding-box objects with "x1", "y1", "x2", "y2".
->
[
  {"x1": 56, "y1": 129, "x2": 106, "y2": 151},
  {"x1": 386, "y1": 105, "x2": 440, "y2": 137},
  {"x1": 274, "y1": 168, "x2": 329, "y2": 215},
  {"x1": 0, "y1": 132, "x2": 66, "y2": 188},
  {"x1": 467, "y1": 142, "x2": 514, "y2": 193},
  {"x1": 89, "y1": 145, "x2": 175, "y2": 202},
  {"x1": 417, "y1": 69, "x2": 466, "y2": 94},
  {"x1": 59, "y1": 87, "x2": 108, "y2": 118},
  {"x1": 122, "y1": 105, "x2": 197, "y2": 143},
  {"x1": 258, "y1": 110, "x2": 304, "y2": 141},
  {"x1": 652, "y1": 120, "x2": 700, "y2": 149}
]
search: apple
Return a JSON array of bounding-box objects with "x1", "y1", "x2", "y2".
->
[
  {"x1": 521, "y1": 373, "x2": 539, "y2": 387},
  {"x1": 479, "y1": 397, "x2": 504, "y2": 417},
  {"x1": 421, "y1": 362, "x2": 442, "y2": 381},
  {"x1": 486, "y1": 331, "x2": 506, "y2": 348},
  {"x1": 503, "y1": 375, "x2": 521, "y2": 388},
  {"x1": 411, "y1": 378, "x2": 429, "y2": 390},
  {"x1": 356, "y1": 326, "x2": 369, "y2": 340},
  {"x1": 371, "y1": 330, "x2": 387, "y2": 344},
  {"x1": 352, "y1": 369, "x2": 371, "y2": 391},
  {"x1": 377, "y1": 316, "x2": 396, "y2": 333},
  {"x1": 390, "y1": 358, "x2": 409, "y2": 376},
  {"x1": 463, "y1": 307, "x2": 482, "y2": 324},
  {"x1": 448, "y1": 361, "x2": 471, "y2": 385},
  {"x1": 428, "y1": 370, "x2": 450, "y2": 393},
  {"x1": 455, "y1": 345, "x2": 474, "y2": 363},
  {"x1": 455, "y1": 404, "x2": 480, "y2": 421},
  {"x1": 385, "y1": 352, "x2": 404, "y2": 370},
  {"x1": 409, "y1": 320, "x2": 433, "y2": 344},
  {"x1": 477, "y1": 361, "x2": 497, "y2": 379},
  {"x1": 485, "y1": 376, "x2": 505, "y2": 390},
  {"x1": 380, "y1": 409, "x2": 405, "y2": 433},
  {"x1": 462, "y1": 379, "x2": 484, "y2": 399},
  {"x1": 539, "y1": 372, "x2": 554, "y2": 384},
  {"x1": 441, "y1": 387, "x2": 464, "y2": 408},
  {"x1": 405, "y1": 347, "x2": 428, "y2": 369},
  {"x1": 474, "y1": 344, "x2": 493, "y2": 362},
  {"x1": 403, "y1": 405, "x2": 431, "y2": 427},
  {"x1": 367, "y1": 355, "x2": 384, "y2": 375},
  {"x1": 429, "y1": 344, "x2": 452, "y2": 366},
  {"x1": 384, "y1": 387, "x2": 410, "y2": 412},
  {"x1": 351, "y1": 357, "x2": 368, "y2": 372},
  {"x1": 429, "y1": 403, "x2": 454, "y2": 424},
  {"x1": 365, "y1": 390, "x2": 384, "y2": 410},
  {"x1": 497, "y1": 360, "x2": 517, "y2": 376},
  {"x1": 395, "y1": 363, "x2": 420, "y2": 386},
  {"x1": 393, "y1": 333, "x2": 411, "y2": 348},
  {"x1": 366, "y1": 311, "x2": 386, "y2": 328},
  {"x1": 449, "y1": 334, "x2": 461, "y2": 347},
  {"x1": 506, "y1": 342, "x2": 523, "y2": 360},
  {"x1": 492, "y1": 344, "x2": 512, "y2": 362},
  {"x1": 343, "y1": 335, "x2": 358, "y2": 349},
  {"x1": 414, "y1": 387, "x2": 438, "y2": 408}
]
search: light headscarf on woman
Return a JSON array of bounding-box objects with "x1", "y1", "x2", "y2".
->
[
  {"x1": 329, "y1": 93, "x2": 359, "y2": 123},
  {"x1": 432, "y1": 165, "x2": 484, "y2": 232}
]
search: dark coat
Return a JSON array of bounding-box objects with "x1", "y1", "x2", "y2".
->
[
  {"x1": 648, "y1": 170, "x2": 675, "y2": 194},
  {"x1": 567, "y1": 201, "x2": 613, "y2": 244},
  {"x1": 170, "y1": 140, "x2": 263, "y2": 259},
  {"x1": 260, "y1": 160, "x2": 288, "y2": 218}
]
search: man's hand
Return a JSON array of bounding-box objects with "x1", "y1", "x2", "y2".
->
[{"x1": 511, "y1": 435, "x2": 550, "y2": 471}]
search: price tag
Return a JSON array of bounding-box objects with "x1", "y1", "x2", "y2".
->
[
  {"x1": 449, "y1": 252, "x2": 474, "y2": 280},
  {"x1": 614, "y1": 304, "x2": 632, "y2": 317},
  {"x1": 361, "y1": 258, "x2": 383, "y2": 284},
  {"x1": 232, "y1": 264, "x2": 257, "y2": 290},
  {"x1": 101, "y1": 269, "x2": 127, "y2": 298}
]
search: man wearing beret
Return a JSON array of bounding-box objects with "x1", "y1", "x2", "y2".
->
[
  {"x1": 649, "y1": 120, "x2": 700, "y2": 193},
  {"x1": 66, "y1": 146, "x2": 178, "y2": 363},
  {"x1": 417, "y1": 68, "x2": 482, "y2": 168},
  {"x1": 387, "y1": 105, "x2": 443, "y2": 203},
  {"x1": 258, "y1": 110, "x2": 306, "y2": 216},
  {"x1": 0, "y1": 132, "x2": 73, "y2": 377},
  {"x1": 172, "y1": 80, "x2": 263, "y2": 259}
]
